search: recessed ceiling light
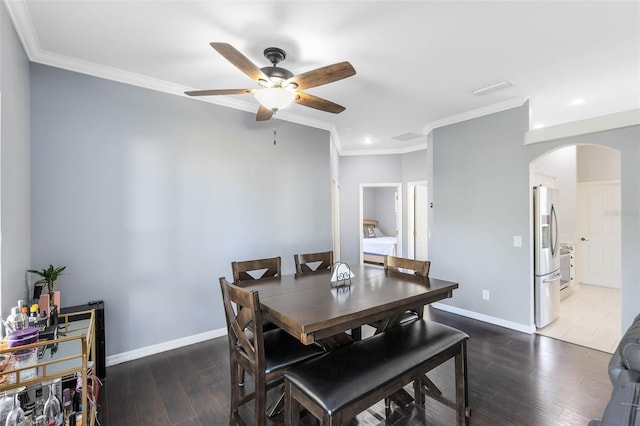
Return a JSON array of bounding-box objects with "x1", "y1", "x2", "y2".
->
[
  {"x1": 362, "y1": 137, "x2": 375, "y2": 145},
  {"x1": 471, "y1": 80, "x2": 513, "y2": 96},
  {"x1": 570, "y1": 97, "x2": 585, "y2": 106}
]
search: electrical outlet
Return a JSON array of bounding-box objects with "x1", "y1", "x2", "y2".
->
[{"x1": 482, "y1": 290, "x2": 490, "y2": 300}]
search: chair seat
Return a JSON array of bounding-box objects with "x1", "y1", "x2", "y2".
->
[
  {"x1": 263, "y1": 328, "x2": 325, "y2": 375},
  {"x1": 285, "y1": 319, "x2": 468, "y2": 415}
]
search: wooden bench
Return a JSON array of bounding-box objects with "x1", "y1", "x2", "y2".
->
[{"x1": 284, "y1": 319, "x2": 470, "y2": 425}]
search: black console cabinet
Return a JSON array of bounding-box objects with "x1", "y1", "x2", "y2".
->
[{"x1": 61, "y1": 300, "x2": 106, "y2": 380}]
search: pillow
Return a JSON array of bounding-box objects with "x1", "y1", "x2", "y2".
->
[
  {"x1": 364, "y1": 225, "x2": 375, "y2": 238},
  {"x1": 373, "y1": 227, "x2": 385, "y2": 238}
]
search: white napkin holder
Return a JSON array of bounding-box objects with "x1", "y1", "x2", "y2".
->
[{"x1": 330, "y1": 261, "x2": 354, "y2": 287}]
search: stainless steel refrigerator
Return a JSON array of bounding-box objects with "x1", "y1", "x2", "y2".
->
[{"x1": 533, "y1": 186, "x2": 561, "y2": 328}]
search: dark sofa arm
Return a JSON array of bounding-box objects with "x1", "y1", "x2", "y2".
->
[
  {"x1": 595, "y1": 369, "x2": 640, "y2": 425},
  {"x1": 619, "y1": 314, "x2": 640, "y2": 372},
  {"x1": 609, "y1": 314, "x2": 640, "y2": 383}
]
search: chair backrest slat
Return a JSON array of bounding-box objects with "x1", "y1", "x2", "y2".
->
[
  {"x1": 384, "y1": 255, "x2": 430, "y2": 277},
  {"x1": 294, "y1": 251, "x2": 334, "y2": 275},
  {"x1": 231, "y1": 257, "x2": 282, "y2": 282}
]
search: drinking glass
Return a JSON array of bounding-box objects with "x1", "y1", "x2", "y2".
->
[
  {"x1": 0, "y1": 392, "x2": 13, "y2": 425},
  {"x1": 43, "y1": 379, "x2": 62, "y2": 426},
  {"x1": 4, "y1": 386, "x2": 26, "y2": 426}
]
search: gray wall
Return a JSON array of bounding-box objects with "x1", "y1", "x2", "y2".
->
[
  {"x1": 363, "y1": 187, "x2": 396, "y2": 236},
  {"x1": 431, "y1": 100, "x2": 640, "y2": 331},
  {"x1": 30, "y1": 64, "x2": 332, "y2": 356},
  {"x1": 0, "y1": 3, "x2": 31, "y2": 316},
  {"x1": 339, "y1": 155, "x2": 402, "y2": 264},
  {"x1": 338, "y1": 150, "x2": 428, "y2": 263},
  {"x1": 431, "y1": 104, "x2": 532, "y2": 326},
  {"x1": 362, "y1": 187, "x2": 375, "y2": 220},
  {"x1": 373, "y1": 187, "x2": 397, "y2": 236}
]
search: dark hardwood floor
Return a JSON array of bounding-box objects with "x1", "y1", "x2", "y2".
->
[{"x1": 97, "y1": 308, "x2": 612, "y2": 425}]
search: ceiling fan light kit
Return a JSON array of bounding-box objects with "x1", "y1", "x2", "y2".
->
[
  {"x1": 185, "y1": 42, "x2": 356, "y2": 121},
  {"x1": 254, "y1": 87, "x2": 297, "y2": 111}
]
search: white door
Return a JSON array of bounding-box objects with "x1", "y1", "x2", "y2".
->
[
  {"x1": 414, "y1": 185, "x2": 428, "y2": 260},
  {"x1": 576, "y1": 182, "x2": 621, "y2": 288}
]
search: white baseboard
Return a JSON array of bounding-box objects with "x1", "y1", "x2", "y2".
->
[
  {"x1": 105, "y1": 305, "x2": 536, "y2": 367},
  {"x1": 431, "y1": 302, "x2": 536, "y2": 334},
  {"x1": 105, "y1": 327, "x2": 227, "y2": 367}
]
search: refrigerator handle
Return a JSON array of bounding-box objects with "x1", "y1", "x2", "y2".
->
[
  {"x1": 551, "y1": 204, "x2": 559, "y2": 257},
  {"x1": 543, "y1": 272, "x2": 562, "y2": 283}
]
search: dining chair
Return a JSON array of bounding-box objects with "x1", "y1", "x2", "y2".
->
[
  {"x1": 384, "y1": 255, "x2": 431, "y2": 277},
  {"x1": 230, "y1": 257, "x2": 283, "y2": 390},
  {"x1": 294, "y1": 250, "x2": 363, "y2": 341},
  {"x1": 368, "y1": 256, "x2": 431, "y2": 334},
  {"x1": 294, "y1": 251, "x2": 333, "y2": 275},
  {"x1": 219, "y1": 277, "x2": 325, "y2": 425},
  {"x1": 232, "y1": 256, "x2": 282, "y2": 282}
]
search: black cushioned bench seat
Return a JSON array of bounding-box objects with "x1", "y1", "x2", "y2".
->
[{"x1": 284, "y1": 319, "x2": 470, "y2": 425}]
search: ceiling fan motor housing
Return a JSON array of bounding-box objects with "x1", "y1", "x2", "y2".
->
[
  {"x1": 260, "y1": 66, "x2": 294, "y2": 86},
  {"x1": 260, "y1": 47, "x2": 295, "y2": 87}
]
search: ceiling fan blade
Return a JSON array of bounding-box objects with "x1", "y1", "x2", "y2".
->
[
  {"x1": 256, "y1": 104, "x2": 274, "y2": 121},
  {"x1": 184, "y1": 89, "x2": 254, "y2": 97},
  {"x1": 287, "y1": 62, "x2": 356, "y2": 90},
  {"x1": 210, "y1": 42, "x2": 270, "y2": 83},
  {"x1": 294, "y1": 92, "x2": 346, "y2": 114}
]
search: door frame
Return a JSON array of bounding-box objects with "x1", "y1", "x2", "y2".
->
[
  {"x1": 407, "y1": 180, "x2": 428, "y2": 260},
  {"x1": 359, "y1": 183, "x2": 403, "y2": 265},
  {"x1": 331, "y1": 178, "x2": 341, "y2": 261}
]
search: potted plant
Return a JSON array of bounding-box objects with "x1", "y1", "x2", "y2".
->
[{"x1": 28, "y1": 264, "x2": 66, "y2": 302}]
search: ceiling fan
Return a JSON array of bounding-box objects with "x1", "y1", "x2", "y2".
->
[{"x1": 185, "y1": 42, "x2": 356, "y2": 121}]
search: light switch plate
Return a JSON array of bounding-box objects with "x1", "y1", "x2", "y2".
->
[{"x1": 513, "y1": 235, "x2": 522, "y2": 247}]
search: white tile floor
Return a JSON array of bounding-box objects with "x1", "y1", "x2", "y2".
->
[{"x1": 536, "y1": 284, "x2": 621, "y2": 353}]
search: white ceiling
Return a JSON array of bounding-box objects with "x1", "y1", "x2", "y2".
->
[{"x1": 5, "y1": 0, "x2": 640, "y2": 154}]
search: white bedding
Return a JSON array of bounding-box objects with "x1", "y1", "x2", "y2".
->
[{"x1": 363, "y1": 236, "x2": 397, "y2": 255}]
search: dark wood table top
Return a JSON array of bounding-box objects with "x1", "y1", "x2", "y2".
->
[{"x1": 239, "y1": 265, "x2": 458, "y2": 345}]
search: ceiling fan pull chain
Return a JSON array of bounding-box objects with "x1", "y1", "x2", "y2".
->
[{"x1": 274, "y1": 128, "x2": 277, "y2": 145}]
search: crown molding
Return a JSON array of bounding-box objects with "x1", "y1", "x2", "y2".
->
[
  {"x1": 339, "y1": 142, "x2": 429, "y2": 156},
  {"x1": 3, "y1": 0, "x2": 37, "y2": 60},
  {"x1": 340, "y1": 97, "x2": 527, "y2": 156},
  {"x1": 3, "y1": 0, "x2": 346, "y2": 150},
  {"x1": 422, "y1": 96, "x2": 529, "y2": 136},
  {"x1": 524, "y1": 108, "x2": 640, "y2": 145},
  {"x1": 4, "y1": 0, "x2": 524, "y2": 157}
]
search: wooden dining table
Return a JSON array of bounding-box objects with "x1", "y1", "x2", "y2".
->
[{"x1": 238, "y1": 264, "x2": 459, "y2": 346}]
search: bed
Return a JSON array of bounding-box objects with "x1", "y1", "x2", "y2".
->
[{"x1": 362, "y1": 219, "x2": 397, "y2": 264}]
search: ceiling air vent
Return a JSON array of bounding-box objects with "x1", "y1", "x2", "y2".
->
[
  {"x1": 391, "y1": 132, "x2": 423, "y2": 142},
  {"x1": 472, "y1": 80, "x2": 513, "y2": 96}
]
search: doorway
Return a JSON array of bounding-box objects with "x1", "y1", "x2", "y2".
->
[
  {"x1": 407, "y1": 181, "x2": 429, "y2": 261},
  {"x1": 531, "y1": 144, "x2": 622, "y2": 353},
  {"x1": 359, "y1": 183, "x2": 403, "y2": 265}
]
